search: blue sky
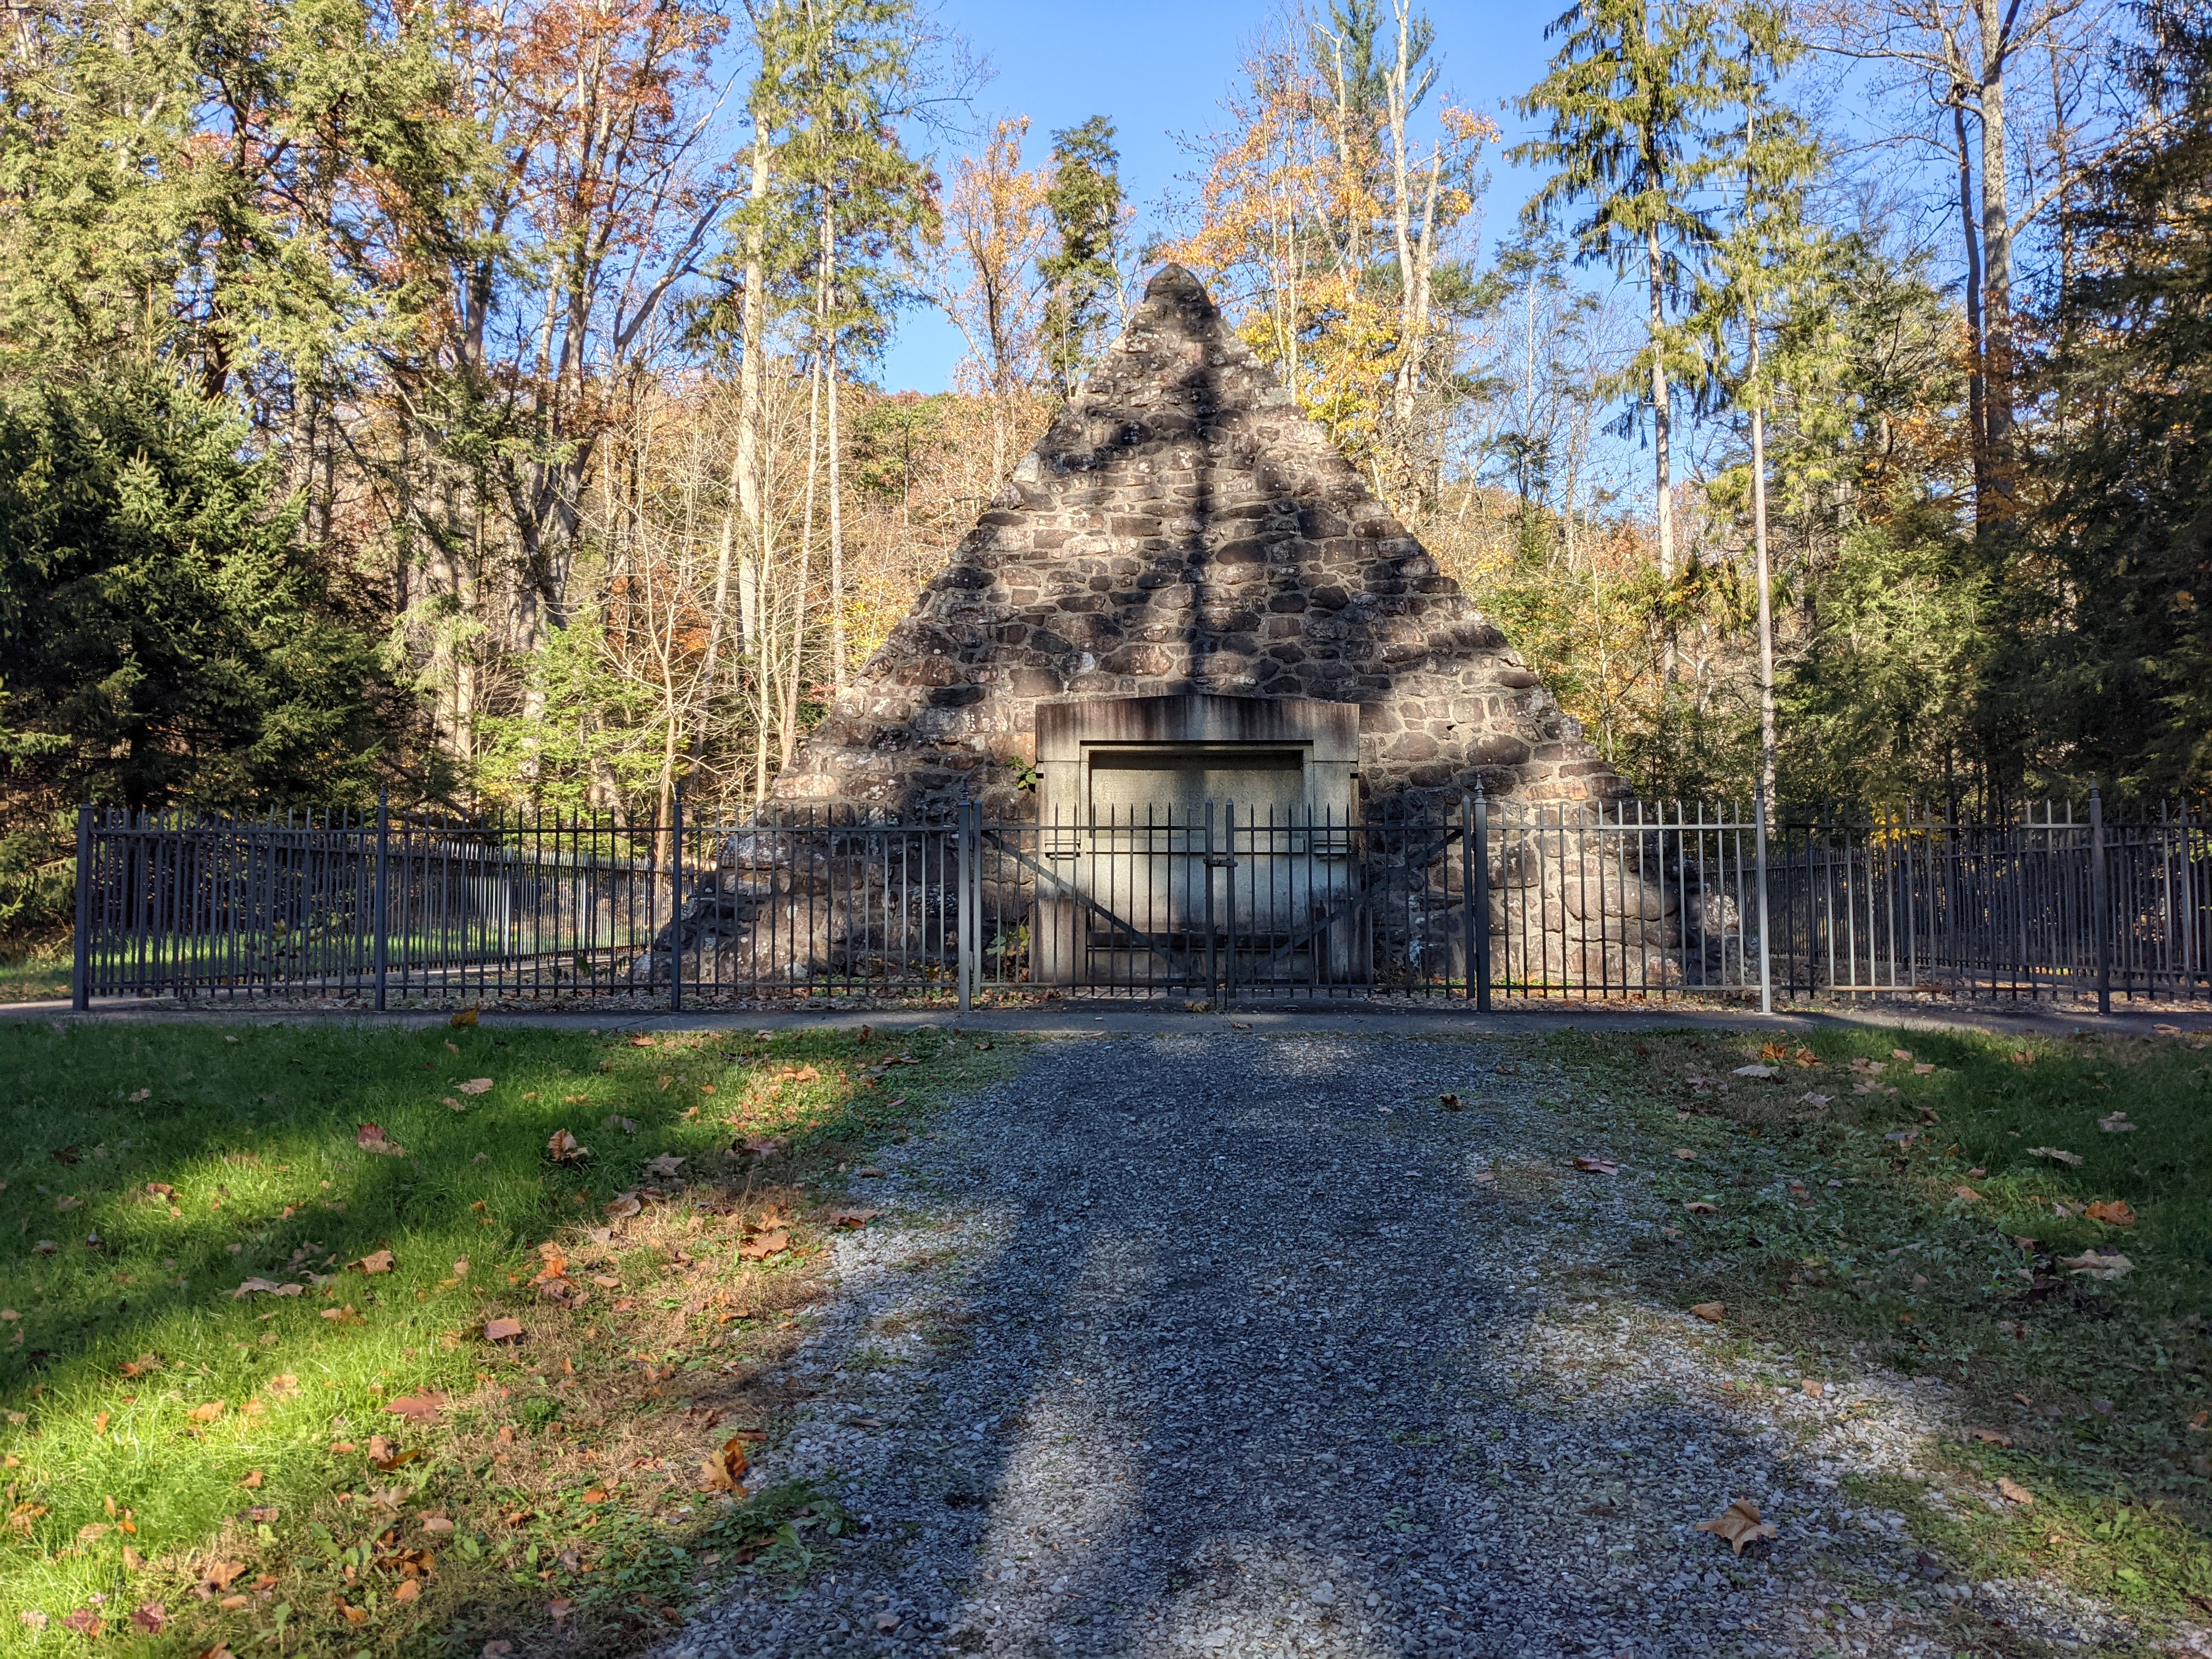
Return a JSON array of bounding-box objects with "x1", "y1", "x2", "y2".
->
[{"x1": 879, "y1": 0, "x2": 1572, "y2": 394}]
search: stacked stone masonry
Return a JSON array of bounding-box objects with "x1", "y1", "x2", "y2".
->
[{"x1": 769, "y1": 264, "x2": 1630, "y2": 825}]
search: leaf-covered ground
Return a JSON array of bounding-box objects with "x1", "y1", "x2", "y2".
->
[
  {"x1": 1555, "y1": 1019, "x2": 2212, "y2": 1627},
  {"x1": 0, "y1": 1019, "x2": 1020, "y2": 1655}
]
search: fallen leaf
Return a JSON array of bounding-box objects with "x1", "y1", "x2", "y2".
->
[
  {"x1": 205, "y1": 1560, "x2": 247, "y2": 1590},
  {"x1": 1997, "y1": 1477, "x2": 2034, "y2": 1504},
  {"x1": 603, "y1": 1192, "x2": 644, "y2": 1220},
  {"x1": 458, "y1": 1077, "x2": 494, "y2": 1096},
  {"x1": 2027, "y1": 1146, "x2": 2084, "y2": 1167},
  {"x1": 320, "y1": 1304, "x2": 363, "y2": 1325},
  {"x1": 2084, "y1": 1199, "x2": 2137, "y2": 1227},
  {"x1": 1891, "y1": 1048, "x2": 1914, "y2": 1061},
  {"x1": 394, "y1": 1579, "x2": 421, "y2": 1604},
  {"x1": 230, "y1": 1278, "x2": 303, "y2": 1299},
  {"x1": 1694, "y1": 1498, "x2": 1778, "y2": 1555},
  {"x1": 1801, "y1": 1380, "x2": 1824, "y2": 1398},
  {"x1": 1968, "y1": 1428, "x2": 2013, "y2": 1446},
  {"x1": 1571, "y1": 1156, "x2": 1620, "y2": 1175},
  {"x1": 355, "y1": 1124, "x2": 404, "y2": 1154},
  {"x1": 642, "y1": 1153, "x2": 686, "y2": 1180},
  {"x1": 1732, "y1": 1064, "x2": 1780, "y2": 1079},
  {"x1": 188, "y1": 1400, "x2": 225, "y2": 1424},
  {"x1": 357, "y1": 1250, "x2": 396, "y2": 1275},
  {"x1": 452, "y1": 1007, "x2": 479, "y2": 1028},
  {"x1": 1799, "y1": 1091, "x2": 1832, "y2": 1108},
  {"x1": 1912, "y1": 1062, "x2": 1936, "y2": 1075},
  {"x1": 825, "y1": 1207, "x2": 882, "y2": 1228},
  {"x1": 128, "y1": 1088, "x2": 150, "y2": 1102},
  {"x1": 2061, "y1": 1249, "x2": 2134, "y2": 1280},
  {"x1": 630, "y1": 1034, "x2": 656, "y2": 1046},
  {"x1": 386, "y1": 1395, "x2": 445, "y2": 1424},
  {"x1": 1690, "y1": 1302, "x2": 1726, "y2": 1323},
  {"x1": 738, "y1": 1229, "x2": 791, "y2": 1260},
  {"x1": 265, "y1": 1373, "x2": 298, "y2": 1396},
  {"x1": 548, "y1": 1599, "x2": 575, "y2": 1621},
  {"x1": 1438, "y1": 1093, "x2": 1463, "y2": 1111},
  {"x1": 1671, "y1": 1148, "x2": 1697, "y2": 1160},
  {"x1": 546, "y1": 1130, "x2": 588, "y2": 1164},
  {"x1": 2010, "y1": 1049, "x2": 2035, "y2": 1065},
  {"x1": 143, "y1": 1182, "x2": 173, "y2": 1199},
  {"x1": 699, "y1": 1434, "x2": 750, "y2": 1493},
  {"x1": 1954, "y1": 1186, "x2": 1984, "y2": 1203},
  {"x1": 452, "y1": 1257, "x2": 469, "y2": 1279},
  {"x1": 1758, "y1": 1042, "x2": 1790, "y2": 1063},
  {"x1": 740, "y1": 1136, "x2": 782, "y2": 1157},
  {"x1": 2098, "y1": 1111, "x2": 2137, "y2": 1133},
  {"x1": 131, "y1": 1602, "x2": 166, "y2": 1634},
  {"x1": 1684, "y1": 1201, "x2": 1718, "y2": 1215},
  {"x1": 483, "y1": 1317, "x2": 524, "y2": 1342}
]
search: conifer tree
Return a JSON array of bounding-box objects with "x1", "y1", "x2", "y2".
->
[
  {"x1": 1038, "y1": 116, "x2": 1124, "y2": 400},
  {"x1": 1512, "y1": 0, "x2": 1725, "y2": 595}
]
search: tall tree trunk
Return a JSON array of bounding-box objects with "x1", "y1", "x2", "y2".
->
[
  {"x1": 735, "y1": 126, "x2": 770, "y2": 654},
  {"x1": 1953, "y1": 98, "x2": 1989, "y2": 517},
  {"x1": 785, "y1": 351, "x2": 822, "y2": 769},
  {"x1": 1646, "y1": 224, "x2": 1674, "y2": 585},
  {"x1": 1749, "y1": 323, "x2": 1776, "y2": 808},
  {"x1": 1977, "y1": 0, "x2": 2015, "y2": 503},
  {"x1": 820, "y1": 198, "x2": 848, "y2": 693}
]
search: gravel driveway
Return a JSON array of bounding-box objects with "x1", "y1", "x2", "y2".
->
[{"x1": 656, "y1": 1033, "x2": 2141, "y2": 1659}]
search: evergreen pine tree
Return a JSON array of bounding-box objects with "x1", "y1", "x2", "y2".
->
[{"x1": 1038, "y1": 116, "x2": 1124, "y2": 400}]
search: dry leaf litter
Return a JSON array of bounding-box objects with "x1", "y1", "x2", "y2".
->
[{"x1": 652, "y1": 1035, "x2": 2183, "y2": 1659}]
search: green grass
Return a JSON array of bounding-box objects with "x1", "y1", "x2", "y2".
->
[
  {"x1": 0, "y1": 956, "x2": 68, "y2": 1005},
  {"x1": 1542, "y1": 1020, "x2": 2212, "y2": 1623},
  {"x1": 0, "y1": 1019, "x2": 1020, "y2": 1654}
]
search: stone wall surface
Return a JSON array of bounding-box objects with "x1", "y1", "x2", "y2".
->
[{"x1": 769, "y1": 264, "x2": 1629, "y2": 824}]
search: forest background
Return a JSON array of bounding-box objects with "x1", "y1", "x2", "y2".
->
[{"x1": 2, "y1": 0, "x2": 2209, "y2": 957}]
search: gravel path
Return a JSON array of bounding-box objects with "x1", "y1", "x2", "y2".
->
[{"x1": 655, "y1": 1034, "x2": 2174, "y2": 1659}]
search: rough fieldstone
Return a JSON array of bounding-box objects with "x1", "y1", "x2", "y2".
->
[{"x1": 769, "y1": 263, "x2": 1630, "y2": 822}]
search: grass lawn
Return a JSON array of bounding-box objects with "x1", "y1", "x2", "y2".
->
[
  {"x1": 1547, "y1": 1018, "x2": 2212, "y2": 1625},
  {"x1": 0, "y1": 957, "x2": 69, "y2": 1006},
  {"x1": 0, "y1": 1017, "x2": 1019, "y2": 1655}
]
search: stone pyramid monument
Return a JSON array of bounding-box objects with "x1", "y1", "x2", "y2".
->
[{"x1": 769, "y1": 264, "x2": 1627, "y2": 823}]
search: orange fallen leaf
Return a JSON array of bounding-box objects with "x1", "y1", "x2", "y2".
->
[
  {"x1": 629, "y1": 1035, "x2": 656, "y2": 1047},
  {"x1": 483, "y1": 1317, "x2": 524, "y2": 1343},
  {"x1": 1997, "y1": 1477, "x2": 2034, "y2": 1504},
  {"x1": 1801, "y1": 1380, "x2": 1824, "y2": 1397},
  {"x1": 239, "y1": 1470, "x2": 262, "y2": 1488},
  {"x1": 1695, "y1": 1498, "x2": 1778, "y2": 1554},
  {"x1": 738, "y1": 1229, "x2": 791, "y2": 1260},
  {"x1": 393, "y1": 1579, "x2": 421, "y2": 1604},
  {"x1": 387, "y1": 1395, "x2": 445, "y2": 1424},
  {"x1": 1954, "y1": 1186, "x2": 1984, "y2": 1203},
  {"x1": 204, "y1": 1561, "x2": 247, "y2": 1591},
  {"x1": 320, "y1": 1304, "x2": 363, "y2": 1325},
  {"x1": 1572, "y1": 1156, "x2": 1621, "y2": 1175},
  {"x1": 357, "y1": 1250, "x2": 396, "y2": 1275},
  {"x1": 1684, "y1": 1201, "x2": 1718, "y2": 1216},
  {"x1": 580, "y1": 1487, "x2": 607, "y2": 1504},
  {"x1": 1968, "y1": 1428, "x2": 2013, "y2": 1446},
  {"x1": 187, "y1": 1400, "x2": 225, "y2": 1424},
  {"x1": 2084, "y1": 1199, "x2": 2137, "y2": 1227},
  {"x1": 546, "y1": 1130, "x2": 588, "y2": 1164},
  {"x1": 825, "y1": 1207, "x2": 882, "y2": 1228},
  {"x1": 1690, "y1": 1302, "x2": 1726, "y2": 1323},
  {"x1": 1671, "y1": 1148, "x2": 1698, "y2": 1160},
  {"x1": 700, "y1": 1434, "x2": 749, "y2": 1494}
]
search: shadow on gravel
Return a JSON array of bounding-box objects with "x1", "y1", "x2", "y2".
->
[{"x1": 760, "y1": 1034, "x2": 1861, "y2": 1658}]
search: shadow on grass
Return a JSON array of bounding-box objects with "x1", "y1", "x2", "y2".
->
[{"x1": 0, "y1": 1019, "x2": 1006, "y2": 1654}]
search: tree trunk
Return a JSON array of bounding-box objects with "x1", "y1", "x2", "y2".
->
[
  {"x1": 1977, "y1": 0, "x2": 2015, "y2": 501},
  {"x1": 1750, "y1": 334, "x2": 1776, "y2": 807},
  {"x1": 785, "y1": 351, "x2": 822, "y2": 769},
  {"x1": 735, "y1": 126, "x2": 770, "y2": 654},
  {"x1": 820, "y1": 199, "x2": 848, "y2": 693},
  {"x1": 1646, "y1": 223, "x2": 1674, "y2": 585},
  {"x1": 1953, "y1": 99, "x2": 1989, "y2": 517}
]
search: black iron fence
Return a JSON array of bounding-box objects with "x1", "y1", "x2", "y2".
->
[{"x1": 70, "y1": 793, "x2": 2212, "y2": 1010}]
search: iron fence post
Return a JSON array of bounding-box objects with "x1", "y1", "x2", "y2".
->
[
  {"x1": 373, "y1": 789, "x2": 390, "y2": 1011},
  {"x1": 72, "y1": 803, "x2": 93, "y2": 1011},
  {"x1": 2091, "y1": 787, "x2": 2110, "y2": 1015},
  {"x1": 1755, "y1": 783, "x2": 1773, "y2": 1015},
  {"x1": 1473, "y1": 785, "x2": 1492, "y2": 1012},
  {"x1": 1204, "y1": 803, "x2": 1218, "y2": 1008},
  {"x1": 957, "y1": 802, "x2": 975, "y2": 1015},
  {"x1": 670, "y1": 785, "x2": 684, "y2": 1014}
]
